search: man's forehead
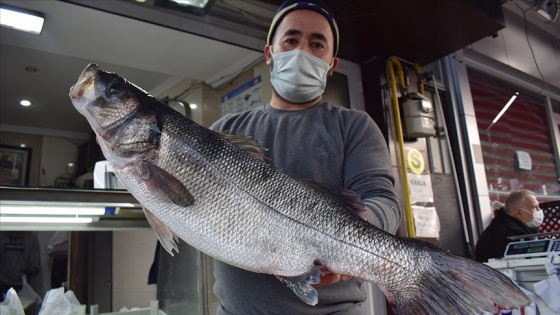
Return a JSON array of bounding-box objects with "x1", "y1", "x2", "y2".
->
[
  {"x1": 276, "y1": 10, "x2": 333, "y2": 40},
  {"x1": 525, "y1": 194, "x2": 539, "y2": 205}
]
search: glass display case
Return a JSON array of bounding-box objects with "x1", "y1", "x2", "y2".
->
[{"x1": 0, "y1": 186, "x2": 214, "y2": 315}]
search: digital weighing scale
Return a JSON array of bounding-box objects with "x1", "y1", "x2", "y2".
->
[
  {"x1": 504, "y1": 238, "x2": 560, "y2": 258},
  {"x1": 486, "y1": 233, "x2": 560, "y2": 293}
]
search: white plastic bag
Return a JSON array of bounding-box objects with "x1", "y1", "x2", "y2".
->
[
  {"x1": 38, "y1": 288, "x2": 84, "y2": 315},
  {"x1": 0, "y1": 288, "x2": 24, "y2": 315},
  {"x1": 533, "y1": 261, "x2": 560, "y2": 314},
  {"x1": 17, "y1": 275, "x2": 42, "y2": 309}
]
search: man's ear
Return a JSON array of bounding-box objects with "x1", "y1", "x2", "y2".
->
[
  {"x1": 328, "y1": 57, "x2": 339, "y2": 76},
  {"x1": 264, "y1": 45, "x2": 272, "y2": 66}
]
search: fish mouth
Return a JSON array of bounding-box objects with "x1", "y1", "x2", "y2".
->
[{"x1": 69, "y1": 63, "x2": 98, "y2": 104}]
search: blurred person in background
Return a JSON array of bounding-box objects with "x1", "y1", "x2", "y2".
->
[
  {"x1": 0, "y1": 231, "x2": 41, "y2": 295},
  {"x1": 475, "y1": 189, "x2": 542, "y2": 262}
]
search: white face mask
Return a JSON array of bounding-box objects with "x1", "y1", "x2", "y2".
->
[
  {"x1": 520, "y1": 208, "x2": 544, "y2": 228},
  {"x1": 270, "y1": 49, "x2": 331, "y2": 104}
]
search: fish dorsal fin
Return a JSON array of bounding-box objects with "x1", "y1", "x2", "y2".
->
[
  {"x1": 217, "y1": 131, "x2": 268, "y2": 160},
  {"x1": 141, "y1": 161, "x2": 194, "y2": 207},
  {"x1": 143, "y1": 207, "x2": 179, "y2": 256},
  {"x1": 304, "y1": 181, "x2": 368, "y2": 222}
]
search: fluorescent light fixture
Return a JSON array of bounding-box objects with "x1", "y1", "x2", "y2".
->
[
  {"x1": 189, "y1": 103, "x2": 198, "y2": 109},
  {"x1": 0, "y1": 205, "x2": 107, "y2": 216},
  {"x1": 154, "y1": 0, "x2": 215, "y2": 16},
  {"x1": 0, "y1": 216, "x2": 96, "y2": 224},
  {"x1": 0, "y1": 201, "x2": 135, "y2": 225},
  {"x1": 0, "y1": 6, "x2": 45, "y2": 35},
  {"x1": 1, "y1": 200, "x2": 135, "y2": 208},
  {"x1": 486, "y1": 92, "x2": 519, "y2": 131},
  {"x1": 171, "y1": 0, "x2": 210, "y2": 8}
]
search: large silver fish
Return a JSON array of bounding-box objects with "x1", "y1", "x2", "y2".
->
[{"x1": 69, "y1": 64, "x2": 529, "y2": 315}]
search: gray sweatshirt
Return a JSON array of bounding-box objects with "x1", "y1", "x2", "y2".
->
[{"x1": 210, "y1": 102, "x2": 400, "y2": 315}]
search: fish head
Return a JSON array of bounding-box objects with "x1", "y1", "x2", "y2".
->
[{"x1": 69, "y1": 63, "x2": 150, "y2": 140}]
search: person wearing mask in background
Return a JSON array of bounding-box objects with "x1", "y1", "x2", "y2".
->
[
  {"x1": 209, "y1": 0, "x2": 401, "y2": 314},
  {"x1": 475, "y1": 189, "x2": 543, "y2": 263},
  {"x1": 0, "y1": 231, "x2": 41, "y2": 294}
]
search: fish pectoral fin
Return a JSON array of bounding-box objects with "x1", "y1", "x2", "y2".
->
[
  {"x1": 142, "y1": 161, "x2": 195, "y2": 207},
  {"x1": 275, "y1": 264, "x2": 322, "y2": 306},
  {"x1": 143, "y1": 207, "x2": 179, "y2": 256}
]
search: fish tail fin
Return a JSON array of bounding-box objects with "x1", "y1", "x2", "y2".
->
[{"x1": 383, "y1": 241, "x2": 530, "y2": 315}]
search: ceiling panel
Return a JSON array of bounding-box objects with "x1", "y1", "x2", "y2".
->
[
  {"x1": 259, "y1": 0, "x2": 505, "y2": 65},
  {"x1": 0, "y1": 0, "x2": 263, "y2": 138},
  {"x1": 0, "y1": 0, "x2": 505, "y2": 138}
]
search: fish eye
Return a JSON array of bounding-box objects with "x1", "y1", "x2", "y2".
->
[{"x1": 107, "y1": 83, "x2": 120, "y2": 96}]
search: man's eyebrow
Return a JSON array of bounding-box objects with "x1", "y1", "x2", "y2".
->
[
  {"x1": 281, "y1": 29, "x2": 329, "y2": 43},
  {"x1": 310, "y1": 32, "x2": 328, "y2": 43},
  {"x1": 283, "y1": 29, "x2": 302, "y2": 37}
]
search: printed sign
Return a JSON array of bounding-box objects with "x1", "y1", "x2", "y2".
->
[
  {"x1": 406, "y1": 148, "x2": 425, "y2": 175},
  {"x1": 412, "y1": 205, "x2": 440, "y2": 238},
  {"x1": 221, "y1": 75, "x2": 263, "y2": 116},
  {"x1": 408, "y1": 173, "x2": 434, "y2": 203},
  {"x1": 515, "y1": 151, "x2": 532, "y2": 170}
]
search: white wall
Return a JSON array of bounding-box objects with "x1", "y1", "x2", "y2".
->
[
  {"x1": 112, "y1": 230, "x2": 158, "y2": 310},
  {"x1": 466, "y1": 4, "x2": 560, "y2": 92},
  {"x1": 40, "y1": 137, "x2": 80, "y2": 186}
]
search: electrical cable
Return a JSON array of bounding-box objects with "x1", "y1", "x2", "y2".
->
[
  {"x1": 513, "y1": 1, "x2": 546, "y2": 96},
  {"x1": 218, "y1": 0, "x2": 272, "y2": 27}
]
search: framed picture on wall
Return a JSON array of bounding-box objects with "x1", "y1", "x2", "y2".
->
[{"x1": 0, "y1": 145, "x2": 32, "y2": 186}]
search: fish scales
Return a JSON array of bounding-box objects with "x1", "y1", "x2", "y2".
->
[
  {"x1": 159, "y1": 109, "x2": 385, "y2": 276},
  {"x1": 118, "y1": 108, "x2": 360, "y2": 275},
  {"x1": 70, "y1": 64, "x2": 531, "y2": 315}
]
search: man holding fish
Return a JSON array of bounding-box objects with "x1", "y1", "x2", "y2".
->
[
  {"x1": 210, "y1": 0, "x2": 401, "y2": 313},
  {"x1": 69, "y1": 0, "x2": 531, "y2": 313}
]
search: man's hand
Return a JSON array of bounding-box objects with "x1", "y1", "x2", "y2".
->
[{"x1": 312, "y1": 268, "x2": 352, "y2": 288}]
